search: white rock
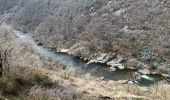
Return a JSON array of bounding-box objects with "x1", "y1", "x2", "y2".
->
[
  {"x1": 114, "y1": 9, "x2": 125, "y2": 16},
  {"x1": 107, "y1": 1, "x2": 113, "y2": 6},
  {"x1": 139, "y1": 69, "x2": 150, "y2": 75},
  {"x1": 141, "y1": 75, "x2": 154, "y2": 81},
  {"x1": 110, "y1": 67, "x2": 116, "y2": 71},
  {"x1": 107, "y1": 58, "x2": 125, "y2": 69},
  {"x1": 60, "y1": 49, "x2": 69, "y2": 52}
]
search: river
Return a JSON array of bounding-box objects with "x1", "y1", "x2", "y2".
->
[{"x1": 14, "y1": 30, "x2": 165, "y2": 86}]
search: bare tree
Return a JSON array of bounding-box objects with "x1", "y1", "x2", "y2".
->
[{"x1": 0, "y1": 29, "x2": 13, "y2": 76}]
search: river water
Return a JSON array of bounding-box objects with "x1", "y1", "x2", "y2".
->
[{"x1": 14, "y1": 30, "x2": 165, "y2": 86}]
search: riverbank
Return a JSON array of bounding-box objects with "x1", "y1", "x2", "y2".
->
[
  {"x1": 12, "y1": 27, "x2": 169, "y2": 85},
  {"x1": 0, "y1": 24, "x2": 169, "y2": 100},
  {"x1": 48, "y1": 45, "x2": 170, "y2": 81}
]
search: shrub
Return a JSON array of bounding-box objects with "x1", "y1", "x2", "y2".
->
[
  {"x1": 149, "y1": 63, "x2": 157, "y2": 70},
  {"x1": 48, "y1": 25, "x2": 53, "y2": 33},
  {"x1": 0, "y1": 78, "x2": 19, "y2": 96},
  {"x1": 164, "y1": 50, "x2": 170, "y2": 56},
  {"x1": 86, "y1": 44, "x2": 96, "y2": 53},
  {"x1": 15, "y1": 77, "x2": 36, "y2": 87},
  {"x1": 0, "y1": 68, "x2": 57, "y2": 97},
  {"x1": 115, "y1": 31, "x2": 124, "y2": 38},
  {"x1": 33, "y1": 74, "x2": 56, "y2": 88}
]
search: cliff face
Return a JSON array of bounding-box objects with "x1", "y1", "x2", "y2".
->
[{"x1": 1, "y1": 0, "x2": 170, "y2": 73}]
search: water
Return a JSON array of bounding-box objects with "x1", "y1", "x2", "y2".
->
[
  {"x1": 50, "y1": 51, "x2": 135, "y2": 81},
  {"x1": 14, "y1": 30, "x2": 164, "y2": 86}
]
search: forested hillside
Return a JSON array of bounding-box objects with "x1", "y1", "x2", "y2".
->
[
  {"x1": 0, "y1": 0, "x2": 170, "y2": 99},
  {"x1": 1, "y1": 0, "x2": 170, "y2": 62}
]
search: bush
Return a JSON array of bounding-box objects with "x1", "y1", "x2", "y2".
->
[
  {"x1": 33, "y1": 74, "x2": 56, "y2": 88},
  {"x1": 48, "y1": 25, "x2": 53, "y2": 33},
  {"x1": 0, "y1": 69, "x2": 56, "y2": 97},
  {"x1": 0, "y1": 75, "x2": 37, "y2": 96},
  {"x1": 149, "y1": 63, "x2": 157, "y2": 70},
  {"x1": 164, "y1": 50, "x2": 170, "y2": 56},
  {"x1": 86, "y1": 44, "x2": 96, "y2": 53},
  {"x1": 15, "y1": 77, "x2": 36, "y2": 86},
  {"x1": 0, "y1": 78, "x2": 19, "y2": 96},
  {"x1": 115, "y1": 31, "x2": 124, "y2": 38}
]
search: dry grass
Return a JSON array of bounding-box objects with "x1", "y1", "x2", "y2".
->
[
  {"x1": 123, "y1": 82, "x2": 170, "y2": 100},
  {"x1": 1, "y1": 24, "x2": 170, "y2": 100},
  {"x1": 0, "y1": 66, "x2": 56, "y2": 98},
  {"x1": 0, "y1": 25, "x2": 114, "y2": 99},
  {"x1": 4, "y1": 0, "x2": 170, "y2": 62}
]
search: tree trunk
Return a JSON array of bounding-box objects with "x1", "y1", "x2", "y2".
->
[{"x1": 0, "y1": 53, "x2": 2, "y2": 76}]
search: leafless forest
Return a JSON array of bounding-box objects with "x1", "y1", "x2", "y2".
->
[{"x1": 0, "y1": 0, "x2": 170, "y2": 99}]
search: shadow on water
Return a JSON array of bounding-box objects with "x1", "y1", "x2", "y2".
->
[{"x1": 14, "y1": 30, "x2": 166, "y2": 86}]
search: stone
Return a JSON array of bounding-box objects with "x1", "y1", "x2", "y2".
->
[
  {"x1": 107, "y1": 60, "x2": 123, "y2": 68},
  {"x1": 110, "y1": 67, "x2": 116, "y2": 71},
  {"x1": 139, "y1": 69, "x2": 150, "y2": 75},
  {"x1": 116, "y1": 80, "x2": 128, "y2": 84},
  {"x1": 114, "y1": 9, "x2": 125, "y2": 16},
  {"x1": 37, "y1": 42, "x2": 43, "y2": 46},
  {"x1": 126, "y1": 59, "x2": 144, "y2": 69},
  {"x1": 140, "y1": 75, "x2": 154, "y2": 81},
  {"x1": 87, "y1": 53, "x2": 116, "y2": 64},
  {"x1": 60, "y1": 49, "x2": 69, "y2": 53}
]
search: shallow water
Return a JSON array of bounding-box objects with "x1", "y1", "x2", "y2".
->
[{"x1": 14, "y1": 30, "x2": 164, "y2": 86}]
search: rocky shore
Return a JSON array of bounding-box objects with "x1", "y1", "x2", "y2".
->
[{"x1": 55, "y1": 47, "x2": 170, "y2": 81}]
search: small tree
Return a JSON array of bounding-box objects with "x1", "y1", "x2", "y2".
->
[{"x1": 0, "y1": 29, "x2": 13, "y2": 76}]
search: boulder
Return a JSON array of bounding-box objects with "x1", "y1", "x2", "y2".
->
[
  {"x1": 139, "y1": 69, "x2": 150, "y2": 75},
  {"x1": 87, "y1": 53, "x2": 116, "y2": 64},
  {"x1": 125, "y1": 59, "x2": 145, "y2": 69}
]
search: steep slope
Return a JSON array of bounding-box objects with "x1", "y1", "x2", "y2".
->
[
  {"x1": 1, "y1": 24, "x2": 163, "y2": 100},
  {"x1": 0, "y1": 0, "x2": 170, "y2": 74}
]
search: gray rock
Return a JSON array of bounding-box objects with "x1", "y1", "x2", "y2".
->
[
  {"x1": 125, "y1": 59, "x2": 144, "y2": 69},
  {"x1": 139, "y1": 69, "x2": 150, "y2": 75}
]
